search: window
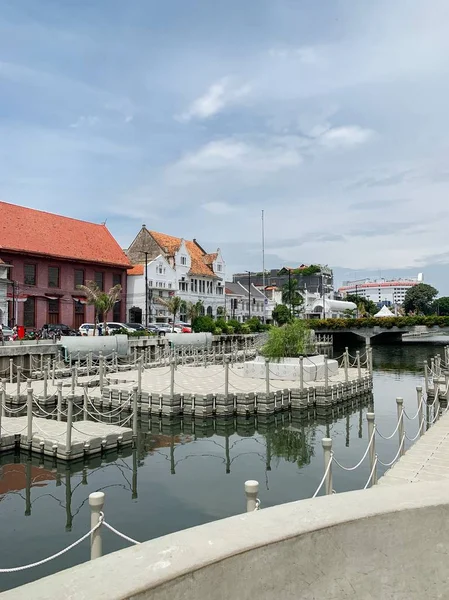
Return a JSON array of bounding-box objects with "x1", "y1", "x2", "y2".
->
[
  {"x1": 113, "y1": 273, "x2": 122, "y2": 287},
  {"x1": 74, "y1": 300, "x2": 85, "y2": 328},
  {"x1": 157, "y1": 264, "x2": 163, "y2": 274},
  {"x1": 48, "y1": 266, "x2": 60, "y2": 288},
  {"x1": 24, "y1": 264, "x2": 36, "y2": 286},
  {"x1": 23, "y1": 296, "x2": 35, "y2": 327},
  {"x1": 159, "y1": 290, "x2": 163, "y2": 297},
  {"x1": 217, "y1": 264, "x2": 222, "y2": 272},
  {"x1": 113, "y1": 300, "x2": 121, "y2": 322},
  {"x1": 94, "y1": 272, "x2": 104, "y2": 290},
  {"x1": 181, "y1": 256, "x2": 187, "y2": 265},
  {"x1": 74, "y1": 269, "x2": 84, "y2": 288},
  {"x1": 48, "y1": 299, "x2": 60, "y2": 324}
]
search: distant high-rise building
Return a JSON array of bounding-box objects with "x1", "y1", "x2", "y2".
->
[{"x1": 338, "y1": 274, "x2": 424, "y2": 307}]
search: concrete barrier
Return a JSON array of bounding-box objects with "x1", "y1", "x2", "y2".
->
[{"x1": 4, "y1": 479, "x2": 449, "y2": 599}]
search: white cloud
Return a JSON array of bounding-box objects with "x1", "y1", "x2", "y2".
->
[
  {"x1": 69, "y1": 115, "x2": 99, "y2": 128},
  {"x1": 177, "y1": 77, "x2": 251, "y2": 121},
  {"x1": 202, "y1": 201, "x2": 236, "y2": 215},
  {"x1": 317, "y1": 126, "x2": 375, "y2": 149}
]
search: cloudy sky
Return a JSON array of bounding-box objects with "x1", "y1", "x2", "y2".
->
[{"x1": 2, "y1": 0, "x2": 449, "y2": 292}]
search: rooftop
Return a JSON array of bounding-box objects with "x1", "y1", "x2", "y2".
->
[
  {"x1": 0, "y1": 201, "x2": 131, "y2": 268},
  {"x1": 149, "y1": 230, "x2": 218, "y2": 278}
]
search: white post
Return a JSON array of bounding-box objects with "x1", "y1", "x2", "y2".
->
[
  {"x1": 89, "y1": 491, "x2": 105, "y2": 560},
  {"x1": 366, "y1": 412, "x2": 377, "y2": 486},
  {"x1": 356, "y1": 351, "x2": 361, "y2": 380},
  {"x1": 344, "y1": 347, "x2": 349, "y2": 383},
  {"x1": 299, "y1": 356, "x2": 304, "y2": 391},
  {"x1": 71, "y1": 366, "x2": 76, "y2": 394},
  {"x1": 265, "y1": 358, "x2": 270, "y2": 395},
  {"x1": 9, "y1": 359, "x2": 13, "y2": 384},
  {"x1": 83, "y1": 384, "x2": 89, "y2": 421},
  {"x1": 324, "y1": 356, "x2": 329, "y2": 390},
  {"x1": 417, "y1": 386, "x2": 424, "y2": 437},
  {"x1": 52, "y1": 357, "x2": 56, "y2": 385},
  {"x1": 132, "y1": 385, "x2": 138, "y2": 443},
  {"x1": 170, "y1": 360, "x2": 175, "y2": 399},
  {"x1": 57, "y1": 381, "x2": 63, "y2": 421},
  {"x1": 16, "y1": 365, "x2": 22, "y2": 400},
  {"x1": 224, "y1": 357, "x2": 229, "y2": 400},
  {"x1": 66, "y1": 393, "x2": 73, "y2": 458},
  {"x1": 27, "y1": 381, "x2": 33, "y2": 446},
  {"x1": 322, "y1": 438, "x2": 333, "y2": 495},
  {"x1": 424, "y1": 361, "x2": 429, "y2": 393},
  {"x1": 99, "y1": 352, "x2": 104, "y2": 392},
  {"x1": 112, "y1": 351, "x2": 117, "y2": 373},
  {"x1": 133, "y1": 347, "x2": 137, "y2": 364},
  {"x1": 396, "y1": 397, "x2": 404, "y2": 456},
  {"x1": 137, "y1": 356, "x2": 143, "y2": 396},
  {"x1": 43, "y1": 365, "x2": 48, "y2": 400},
  {"x1": 245, "y1": 480, "x2": 259, "y2": 512},
  {"x1": 1, "y1": 378, "x2": 6, "y2": 418}
]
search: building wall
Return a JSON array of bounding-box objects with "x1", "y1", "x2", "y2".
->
[
  {"x1": 339, "y1": 280, "x2": 419, "y2": 306},
  {"x1": 3, "y1": 252, "x2": 127, "y2": 329}
]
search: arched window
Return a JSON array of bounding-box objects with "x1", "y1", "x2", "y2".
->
[
  {"x1": 206, "y1": 306, "x2": 213, "y2": 317},
  {"x1": 129, "y1": 306, "x2": 142, "y2": 324}
]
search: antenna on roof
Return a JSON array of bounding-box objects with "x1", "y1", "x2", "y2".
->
[{"x1": 102, "y1": 219, "x2": 108, "y2": 226}]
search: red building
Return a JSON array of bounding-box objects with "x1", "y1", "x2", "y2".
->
[{"x1": 0, "y1": 201, "x2": 131, "y2": 329}]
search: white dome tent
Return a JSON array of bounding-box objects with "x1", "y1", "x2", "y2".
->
[{"x1": 374, "y1": 305, "x2": 394, "y2": 318}]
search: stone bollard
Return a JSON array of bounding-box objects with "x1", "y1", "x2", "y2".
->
[
  {"x1": 299, "y1": 356, "x2": 304, "y2": 391},
  {"x1": 265, "y1": 358, "x2": 270, "y2": 395},
  {"x1": 57, "y1": 381, "x2": 63, "y2": 421},
  {"x1": 1, "y1": 378, "x2": 6, "y2": 418},
  {"x1": 83, "y1": 384, "x2": 89, "y2": 421},
  {"x1": 132, "y1": 386, "x2": 138, "y2": 444},
  {"x1": 245, "y1": 480, "x2": 259, "y2": 512},
  {"x1": 99, "y1": 352, "x2": 104, "y2": 392},
  {"x1": 16, "y1": 366, "x2": 22, "y2": 401},
  {"x1": 324, "y1": 356, "x2": 329, "y2": 390},
  {"x1": 356, "y1": 351, "x2": 361, "y2": 380},
  {"x1": 170, "y1": 360, "x2": 175, "y2": 399},
  {"x1": 66, "y1": 393, "x2": 74, "y2": 458},
  {"x1": 9, "y1": 359, "x2": 13, "y2": 384},
  {"x1": 43, "y1": 364, "x2": 48, "y2": 400},
  {"x1": 224, "y1": 357, "x2": 230, "y2": 400},
  {"x1": 89, "y1": 491, "x2": 105, "y2": 560},
  {"x1": 396, "y1": 397, "x2": 405, "y2": 456},
  {"x1": 322, "y1": 438, "x2": 333, "y2": 495},
  {"x1": 424, "y1": 360, "x2": 429, "y2": 393},
  {"x1": 417, "y1": 386, "x2": 424, "y2": 437},
  {"x1": 27, "y1": 381, "x2": 33, "y2": 447},
  {"x1": 366, "y1": 413, "x2": 377, "y2": 486},
  {"x1": 344, "y1": 347, "x2": 349, "y2": 384}
]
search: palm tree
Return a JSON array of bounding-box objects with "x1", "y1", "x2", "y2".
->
[
  {"x1": 281, "y1": 280, "x2": 304, "y2": 317},
  {"x1": 156, "y1": 295, "x2": 183, "y2": 332},
  {"x1": 77, "y1": 281, "x2": 122, "y2": 335}
]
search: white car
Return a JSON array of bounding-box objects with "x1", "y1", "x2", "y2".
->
[{"x1": 79, "y1": 323, "x2": 96, "y2": 336}]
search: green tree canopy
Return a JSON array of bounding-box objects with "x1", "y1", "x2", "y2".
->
[
  {"x1": 272, "y1": 304, "x2": 291, "y2": 326},
  {"x1": 77, "y1": 281, "x2": 122, "y2": 335},
  {"x1": 261, "y1": 319, "x2": 313, "y2": 360},
  {"x1": 156, "y1": 295, "x2": 182, "y2": 331},
  {"x1": 344, "y1": 294, "x2": 378, "y2": 316},
  {"x1": 433, "y1": 297, "x2": 449, "y2": 316},
  {"x1": 281, "y1": 280, "x2": 304, "y2": 316},
  {"x1": 403, "y1": 283, "x2": 438, "y2": 315}
]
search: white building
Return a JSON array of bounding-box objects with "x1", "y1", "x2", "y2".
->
[
  {"x1": 0, "y1": 259, "x2": 10, "y2": 326},
  {"x1": 338, "y1": 274, "x2": 423, "y2": 307},
  {"x1": 225, "y1": 282, "x2": 273, "y2": 322},
  {"x1": 126, "y1": 226, "x2": 226, "y2": 324}
]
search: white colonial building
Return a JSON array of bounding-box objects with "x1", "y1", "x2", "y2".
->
[
  {"x1": 126, "y1": 226, "x2": 226, "y2": 324},
  {"x1": 225, "y1": 282, "x2": 274, "y2": 322},
  {"x1": 0, "y1": 259, "x2": 10, "y2": 326},
  {"x1": 338, "y1": 274, "x2": 423, "y2": 307}
]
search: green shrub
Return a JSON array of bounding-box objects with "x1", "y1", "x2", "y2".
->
[
  {"x1": 246, "y1": 317, "x2": 263, "y2": 333},
  {"x1": 311, "y1": 315, "x2": 449, "y2": 330},
  {"x1": 213, "y1": 327, "x2": 222, "y2": 335},
  {"x1": 224, "y1": 325, "x2": 234, "y2": 335},
  {"x1": 226, "y1": 319, "x2": 242, "y2": 334},
  {"x1": 192, "y1": 315, "x2": 216, "y2": 333},
  {"x1": 215, "y1": 317, "x2": 227, "y2": 330},
  {"x1": 261, "y1": 320, "x2": 313, "y2": 360},
  {"x1": 241, "y1": 324, "x2": 251, "y2": 334}
]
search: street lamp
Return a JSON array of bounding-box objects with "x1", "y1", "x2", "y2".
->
[{"x1": 246, "y1": 271, "x2": 251, "y2": 320}]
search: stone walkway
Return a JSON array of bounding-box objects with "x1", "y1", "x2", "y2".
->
[{"x1": 379, "y1": 409, "x2": 449, "y2": 486}]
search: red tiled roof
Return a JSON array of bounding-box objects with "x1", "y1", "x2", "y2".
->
[
  {"x1": 128, "y1": 264, "x2": 144, "y2": 276},
  {"x1": 0, "y1": 201, "x2": 131, "y2": 267},
  {"x1": 203, "y1": 252, "x2": 218, "y2": 265},
  {"x1": 149, "y1": 231, "x2": 217, "y2": 277}
]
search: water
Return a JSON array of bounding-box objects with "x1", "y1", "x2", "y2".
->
[{"x1": 0, "y1": 339, "x2": 446, "y2": 592}]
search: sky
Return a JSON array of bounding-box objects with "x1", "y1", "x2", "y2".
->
[{"x1": 1, "y1": 0, "x2": 449, "y2": 292}]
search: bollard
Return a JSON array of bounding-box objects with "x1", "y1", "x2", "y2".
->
[
  {"x1": 324, "y1": 356, "x2": 329, "y2": 390},
  {"x1": 434, "y1": 383, "x2": 440, "y2": 422},
  {"x1": 366, "y1": 413, "x2": 377, "y2": 486},
  {"x1": 27, "y1": 382, "x2": 33, "y2": 446},
  {"x1": 99, "y1": 352, "x2": 104, "y2": 392},
  {"x1": 396, "y1": 397, "x2": 405, "y2": 456},
  {"x1": 66, "y1": 393, "x2": 74, "y2": 458},
  {"x1": 1, "y1": 378, "x2": 6, "y2": 419},
  {"x1": 224, "y1": 357, "x2": 230, "y2": 400},
  {"x1": 57, "y1": 381, "x2": 63, "y2": 421},
  {"x1": 244, "y1": 480, "x2": 259, "y2": 512},
  {"x1": 299, "y1": 356, "x2": 304, "y2": 391},
  {"x1": 9, "y1": 359, "x2": 13, "y2": 384},
  {"x1": 40, "y1": 354, "x2": 44, "y2": 372},
  {"x1": 43, "y1": 365, "x2": 48, "y2": 400},
  {"x1": 356, "y1": 351, "x2": 361, "y2": 380},
  {"x1": 16, "y1": 366, "x2": 22, "y2": 400},
  {"x1": 133, "y1": 347, "x2": 137, "y2": 364},
  {"x1": 132, "y1": 386, "x2": 138, "y2": 443},
  {"x1": 417, "y1": 386, "x2": 424, "y2": 437},
  {"x1": 344, "y1": 347, "x2": 349, "y2": 383},
  {"x1": 322, "y1": 438, "x2": 333, "y2": 495},
  {"x1": 424, "y1": 361, "x2": 429, "y2": 393},
  {"x1": 431, "y1": 357, "x2": 435, "y2": 378},
  {"x1": 83, "y1": 384, "x2": 89, "y2": 421},
  {"x1": 170, "y1": 360, "x2": 175, "y2": 399},
  {"x1": 368, "y1": 347, "x2": 373, "y2": 375},
  {"x1": 71, "y1": 366, "x2": 76, "y2": 394},
  {"x1": 89, "y1": 492, "x2": 105, "y2": 560},
  {"x1": 52, "y1": 357, "x2": 56, "y2": 385},
  {"x1": 137, "y1": 356, "x2": 143, "y2": 396},
  {"x1": 265, "y1": 358, "x2": 270, "y2": 395}
]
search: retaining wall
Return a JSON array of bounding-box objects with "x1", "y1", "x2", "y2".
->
[{"x1": 3, "y1": 479, "x2": 449, "y2": 599}]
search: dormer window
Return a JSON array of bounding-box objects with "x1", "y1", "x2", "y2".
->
[
  {"x1": 181, "y1": 256, "x2": 187, "y2": 265},
  {"x1": 217, "y1": 264, "x2": 222, "y2": 272}
]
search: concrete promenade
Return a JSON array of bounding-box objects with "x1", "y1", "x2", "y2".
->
[{"x1": 379, "y1": 408, "x2": 449, "y2": 486}]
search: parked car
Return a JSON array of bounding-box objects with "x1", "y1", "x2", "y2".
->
[
  {"x1": 176, "y1": 322, "x2": 192, "y2": 333},
  {"x1": 98, "y1": 322, "x2": 135, "y2": 334},
  {"x1": 79, "y1": 323, "x2": 96, "y2": 336},
  {"x1": 43, "y1": 323, "x2": 78, "y2": 336},
  {"x1": 125, "y1": 323, "x2": 147, "y2": 331},
  {"x1": 1, "y1": 326, "x2": 14, "y2": 341}
]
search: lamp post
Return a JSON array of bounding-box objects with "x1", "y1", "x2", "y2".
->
[
  {"x1": 288, "y1": 268, "x2": 292, "y2": 319},
  {"x1": 247, "y1": 271, "x2": 251, "y2": 320},
  {"x1": 355, "y1": 284, "x2": 358, "y2": 318},
  {"x1": 144, "y1": 252, "x2": 149, "y2": 327}
]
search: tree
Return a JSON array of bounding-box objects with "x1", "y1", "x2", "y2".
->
[
  {"x1": 272, "y1": 304, "x2": 291, "y2": 326},
  {"x1": 403, "y1": 283, "x2": 438, "y2": 315},
  {"x1": 281, "y1": 280, "x2": 304, "y2": 316},
  {"x1": 345, "y1": 294, "x2": 378, "y2": 316},
  {"x1": 433, "y1": 297, "x2": 449, "y2": 316},
  {"x1": 261, "y1": 319, "x2": 313, "y2": 360},
  {"x1": 156, "y1": 295, "x2": 183, "y2": 331},
  {"x1": 77, "y1": 281, "x2": 122, "y2": 335}
]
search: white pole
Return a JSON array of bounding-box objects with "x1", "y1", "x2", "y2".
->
[
  {"x1": 137, "y1": 356, "x2": 143, "y2": 396},
  {"x1": 170, "y1": 360, "x2": 175, "y2": 399},
  {"x1": 132, "y1": 385, "x2": 138, "y2": 443},
  {"x1": 224, "y1": 357, "x2": 229, "y2": 400},
  {"x1": 245, "y1": 480, "x2": 259, "y2": 512},
  {"x1": 366, "y1": 412, "x2": 377, "y2": 485},
  {"x1": 9, "y1": 359, "x2": 13, "y2": 384},
  {"x1": 417, "y1": 386, "x2": 424, "y2": 437},
  {"x1": 16, "y1": 365, "x2": 22, "y2": 400},
  {"x1": 356, "y1": 351, "x2": 361, "y2": 380},
  {"x1": 322, "y1": 438, "x2": 333, "y2": 495},
  {"x1": 1, "y1": 378, "x2": 6, "y2": 418},
  {"x1": 99, "y1": 352, "x2": 104, "y2": 392},
  {"x1": 66, "y1": 393, "x2": 73, "y2": 458},
  {"x1": 43, "y1": 364, "x2": 48, "y2": 400},
  {"x1": 424, "y1": 361, "x2": 429, "y2": 393},
  {"x1": 83, "y1": 384, "x2": 89, "y2": 421},
  {"x1": 71, "y1": 366, "x2": 76, "y2": 394},
  {"x1": 27, "y1": 381, "x2": 33, "y2": 446},
  {"x1": 396, "y1": 397, "x2": 404, "y2": 456},
  {"x1": 344, "y1": 347, "x2": 349, "y2": 383},
  {"x1": 324, "y1": 356, "x2": 329, "y2": 390},
  {"x1": 265, "y1": 358, "x2": 270, "y2": 395},
  {"x1": 89, "y1": 491, "x2": 105, "y2": 560},
  {"x1": 299, "y1": 356, "x2": 304, "y2": 391},
  {"x1": 57, "y1": 381, "x2": 63, "y2": 421}
]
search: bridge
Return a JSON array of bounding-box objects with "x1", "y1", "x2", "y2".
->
[{"x1": 313, "y1": 324, "x2": 449, "y2": 345}]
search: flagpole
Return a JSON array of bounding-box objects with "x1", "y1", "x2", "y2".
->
[{"x1": 262, "y1": 209, "x2": 266, "y2": 323}]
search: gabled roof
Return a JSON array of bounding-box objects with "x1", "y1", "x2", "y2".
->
[
  {"x1": 128, "y1": 265, "x2": 144, "y2": 276},
  {"x1": 0, "y1": 201, "x2": 131, "y2": 268},
  {"x1": 203, "y1": 252, "x2": 218, "y2": 265},
  {"x1": 149, "y1": 230, "x2": 217, "y2": 277}
]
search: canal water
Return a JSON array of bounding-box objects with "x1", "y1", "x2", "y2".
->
[{"x1": 0, "y1": 338, "x2": 446, "y2": 592}]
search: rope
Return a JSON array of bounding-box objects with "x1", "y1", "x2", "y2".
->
[
  {"x1": 376, "y1": 412, "x2": 403, "y2": 440},
  {"x1": 377, "y1": 436, "x2": 405, "y2": 467},
  {"x1": 101, "y1": 517, "x2": 141, "y2": 545},
  {"x1": 312, "y1": 452, "x2": 333, "y2": 498},
  {"x1": 333, "y1": 428, "x2": 376, "y2": 471},
  {"x1": 403, "y1": 398, "x2": 425, "y2": 421},
  {"x1": 0, "y1": 518, "x2": 103, "y2": 573},
  {"x1": 363, "y1": 455, "x2": 378, "y2": 489}
]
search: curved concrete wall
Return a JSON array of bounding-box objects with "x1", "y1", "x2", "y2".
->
[{"x1": 4, "y1": 480, "x2": 449, "y2": 599}]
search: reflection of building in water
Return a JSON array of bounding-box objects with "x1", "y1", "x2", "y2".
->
[{"x1": 0, "y1": 463, "x2": 56, "y2": 495}]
